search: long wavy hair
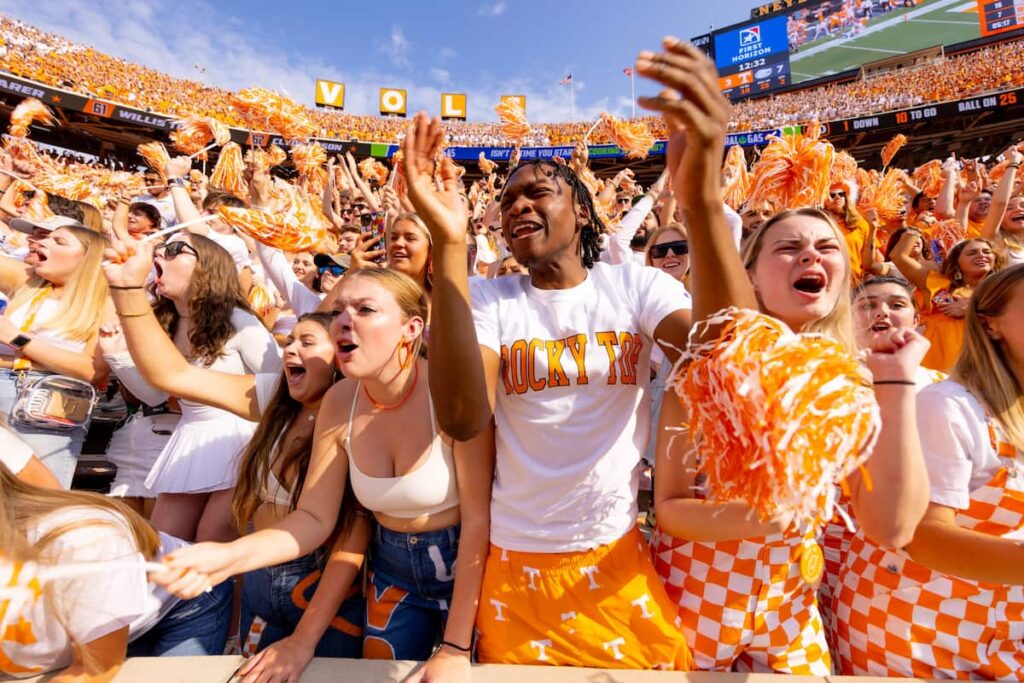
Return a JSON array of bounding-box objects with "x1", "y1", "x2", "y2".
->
[
  {"x1": 942, "y1": 238, "x2": 1005, "y2": 295},
  {"x1": 231, "y1": 312, "x2": 347, "y2": 532},
  {"x1": 741, "y1": 207, "x2": 856, "y2": 354},
  {"x1": 7, "y1": 227, "x2": 109, "y2": 342},
  {"x1": 954, "y1": 264, "x2": 1024, "y2": 452},
  {"x1": 151, "y1": 233, "x2": 252, "y2": 365}
]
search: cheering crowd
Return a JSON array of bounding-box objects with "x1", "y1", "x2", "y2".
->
[
  {"x1": 3, "y1": 15, "x2": 1024, "y2": 145},
  {"x1": 2, "y1": 15, "x2": 1024, "y2": 683}
]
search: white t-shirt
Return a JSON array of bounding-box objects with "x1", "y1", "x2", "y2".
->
[
  {"x1": 917, "y1": 380, "x2": 1024, "y2": 538},
  {"x1": 206, "y1": 230, "x2": 253, "y2": 273},
  {"x1": 470, "y1": 260, "x2": 691, "y2": 552},
  {"x1": 1, "y1": 507, "x2": 185, "y2": 677},
  {"x1": 0, "y1": 424, "x2": 33, "y2": 474},
  {"x1": 135, "y1": 193, "x2": 177, "y2": 228}
]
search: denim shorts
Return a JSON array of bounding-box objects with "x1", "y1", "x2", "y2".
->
[
  {"x1": 128, "y1": 579, "x2": 232, "y2": 657},
  {"x1": 0, "y1": 369, "x2": 87, "y2": 488},
  {"x1": 241, "y1": 547, "x2": 364, "y2": 657},
  {"x1": 364, "y1": 524, "x2": 459, "y2": 661}
]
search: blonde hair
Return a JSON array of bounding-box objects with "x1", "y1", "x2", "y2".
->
[
  {"x1": 0, "y1": 460, "x2": 160, "y2": 563},
  {"x1": 953, "y1": 264, "x2": 1024, "y2": 451},
  {"x1": 344, "y1": 267, "x2": 428, "y2": 359},
  {"x1": 390, "y1": 212, "x2": 433, "y2": 292},
  {"x1": 741, "y1": 207, "x2": 856, "y2": 354},
  {"x1": 7, "y1": 227, "x2": 110, "y2": 342}
]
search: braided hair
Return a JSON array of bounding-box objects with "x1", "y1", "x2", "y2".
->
[{"x1": 501, "y1": 160, "x2": 606, "y2": 269}]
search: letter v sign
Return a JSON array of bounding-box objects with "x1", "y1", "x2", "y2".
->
[{"x1": 316, "y1": 80, "x2": 345, "y2": 108}]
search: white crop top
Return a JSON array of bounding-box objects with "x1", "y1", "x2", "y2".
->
[
  {"x1": 0, "y1": 296, "x2": 87, "y2": 356},
  {"x1": 346, "y1": 385, "x2": 459, "y2": 518}
]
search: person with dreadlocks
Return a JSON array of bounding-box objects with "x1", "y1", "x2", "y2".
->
[{"x1": 401, "y1": 112, "x2": 694, "y2": 669}]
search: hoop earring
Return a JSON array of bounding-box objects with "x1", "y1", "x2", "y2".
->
[{"x1": 396, "y1": 339, "x2": 414, "y2": 370}]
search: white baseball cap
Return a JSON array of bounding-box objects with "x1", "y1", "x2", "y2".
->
[{"x1": 9, "y1": 215, "x2": 84, "y2": 235}]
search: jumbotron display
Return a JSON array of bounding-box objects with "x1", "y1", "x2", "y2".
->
[{"x1": 701, "y1": 0, "x2": 1006, "y2": 100}]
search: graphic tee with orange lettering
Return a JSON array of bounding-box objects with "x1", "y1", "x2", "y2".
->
[{"x1": 470, "y1": 261, "x2": 691, "y2": 552}]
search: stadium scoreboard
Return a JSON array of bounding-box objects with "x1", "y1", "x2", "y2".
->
[
  {"x1": 980, "y1": 0, "x2": 1024, "y2": 36},
  {"x1": 712, "y1": 15, "x2": 791, "y2": 97},
  {"x1": 700, "y1": 0, "x2": 1008, "y2": 101}
]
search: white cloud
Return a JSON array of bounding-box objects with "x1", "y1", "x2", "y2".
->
[
  {"x1": 379, "y1": 25, "x2": 411, "y2": 70},
  {"x1": 438, "y1": 46, "x2": 457, "y2": 62},
  {"x1": 0, "y1": 1, "x2": 631, "y2": 124},
  {"x1": 430, "y1": 68, "x2": 451, "y2": 86},
  {"x1": 479, "y1": 1, "x2": 507, "y2": 16}
]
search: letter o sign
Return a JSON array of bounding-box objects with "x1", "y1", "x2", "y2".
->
[{"x1": 379, "y1": 88, "x2": 407, "y2": 116}]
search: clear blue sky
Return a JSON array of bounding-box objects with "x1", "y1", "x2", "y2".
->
[{"x1": 0, "y1": 0, "x2": 759, "y2": 122}]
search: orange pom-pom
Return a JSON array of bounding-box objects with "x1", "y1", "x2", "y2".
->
[
  {"x1": 33, "y1": 173, "x2": 95, "y2": 202},
  {"x1": 858, "y1": 168, "x2": 910, "y2": 223},
  {"x1": 218, "y1": 205, "x2": 325, "y2": 252},
  {"x1": 675, "y1": 308, "x2": 880, "y2": 530},
  {"x1": 8, "y1": 98, "x2": 55, "y2": 138},
  {"x1": 829, "y1": 150, "x2": 858, "y2": 188},
  {"x1": 247, "y1": 279, "x2": 275, "y2": 319},
  {"x1": 928, "y1": 219, "x2": 966, "y2": 256},
  {"x1": 881, "y1": 134, "x2": 908, "y2": 169},
  {"x1": 358, "y1": 157, "x2": 389, "y2": 186},
  {"x1": 210, "y1": 142, "x2": 246, "y2": 198},
  {"x1": 169, "y1": 116, "x2": 231, "y2": 155},
  {"x1": 137, "y1": 142, "x2": 170, "y2": 183},
  {"x1": 598, "y1": 113, "x2": 655, "y2": 160},
  {"x1": 290, "y1": 143, "x2": 327, "y2": 177},
  {"x1": 267, "y1": 145, "x2": 288, "y2": 168},
  {"x1": 722, "y1": 145, "x2": 751, "y2": 210},
  {"x1": 748, "y1": 123, "x2": 834, "y2": 211},
  {"x1": 230, "y1": 87, "x2": 316, "y2": 141},
  {"x1": 494, "y1": 99, "x2": 531, "y2": 142},
  {"x1": 912, "y1": 159, "x2": 944, "y2": 197},
  {"x1": 478, "y1": 152, "x2": 497, "y2": 175}
]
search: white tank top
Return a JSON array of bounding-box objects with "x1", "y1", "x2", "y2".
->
[{"x1": 345, "y1": 385, "x2": 459, "y2": 518}]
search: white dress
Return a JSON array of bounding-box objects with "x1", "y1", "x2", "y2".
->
[{"x1": 144, "y1": 309, "x2": 281, "y2": 494}]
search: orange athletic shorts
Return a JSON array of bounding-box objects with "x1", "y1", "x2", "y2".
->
[{"x1": 475, "y1": 527, "x2": 693, "y2": 670}]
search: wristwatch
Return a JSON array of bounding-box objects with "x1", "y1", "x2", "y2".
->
[
  {"x1": 8, "y1": 333, "x2": 31, "y2": 349},
  {"x1": 167, "y1": 177, "x2": 188, "y2": 189}
]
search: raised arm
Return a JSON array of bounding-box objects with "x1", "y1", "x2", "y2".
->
[
  {"x1": 164, "y1": 157, "x2": 206, "y2": 234},
  {"x1": 403, "y1": 113, "x2": 491, "y2": 440},
  {"x1": 889, "y1": 229, "x2": 933, "y2": 291},
  {"x1": 636, "y1": 38, "x2": 757, "y2": 333},
  {"x1": 100, "y1": 238, "x2": 261, "y2": 419},
  {"x1": 343, "y1": 152, "x2": 381, "y2": 213},
  {"x1": 933, "y1": 160, "x2": 958, "y2": 221},
  {"x1": 981, "y1": 146, "x2": 1022, "y2": 242}
]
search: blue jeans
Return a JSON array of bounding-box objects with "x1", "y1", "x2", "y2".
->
[
  {"x1": 241, "y1": 549, "x2": 364, "y2": 657},
  {"x1": 128, "y1": 580, "x2": 232, "y2": 656},
  {"x1": 365, "y1": 525, "x2": 459, "y2": 661},
  {"x1": 0, "y1": 369, "x2": 87, "y2": 488}
]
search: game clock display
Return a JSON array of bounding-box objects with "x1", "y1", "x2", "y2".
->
[{"x1": 713, "y1": 15, "x2": 792, "y2": 100}]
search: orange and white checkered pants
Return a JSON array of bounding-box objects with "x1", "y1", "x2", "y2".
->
[
  {"x1": 651, "y1": 527, "x2": 831, "y2": 675},
  {"x1": 835, "y1": 464, "x2": 1024, "y2": 679},
  {"x1": 475, "y1": 527, "x2": 693, "y2": 670}
]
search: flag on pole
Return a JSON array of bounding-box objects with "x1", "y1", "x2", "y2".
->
[
  {"x1": 559, "y1": 74, "x2": 573, "y2": 85},
  {"x1": 623, "y1": 68, "x2": 633, "y2": 77}
]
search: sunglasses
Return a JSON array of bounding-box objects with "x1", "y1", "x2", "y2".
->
[
  {"x1": 829, "y1": 191, "x2": 846, "y2": 199},
  {"x1": 649, "y1": 240, "x2": 689, "y2": 259},
  {"x1": 154, "y1": 241, "x2": 199, "y2": 260},
  {"x1": 318, "y1": 264, "x2": 347, "y2": 277}
]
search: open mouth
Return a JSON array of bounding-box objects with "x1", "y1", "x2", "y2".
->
[
  {"x1": 337, "y1": 341, "x2": 358, "y2": 356},
  {"x1": 662, "y1": 259, "x2": 682, "y2": 269},
  {"x1": 510, "y1": 219, "x2": 543, "y2": 240},
  {"x1": 793, "y1": 273, "x2": 826, "y2": 295},
  {"x1": 285, "y1": 364, "x2": 307, "y2": 384},
  {"x1": 1010, "y1": 211, "x2": 1024, "y2": 223},
  {"x1": 870, "y1": 321, "x2": 892, "y2": 333}
]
